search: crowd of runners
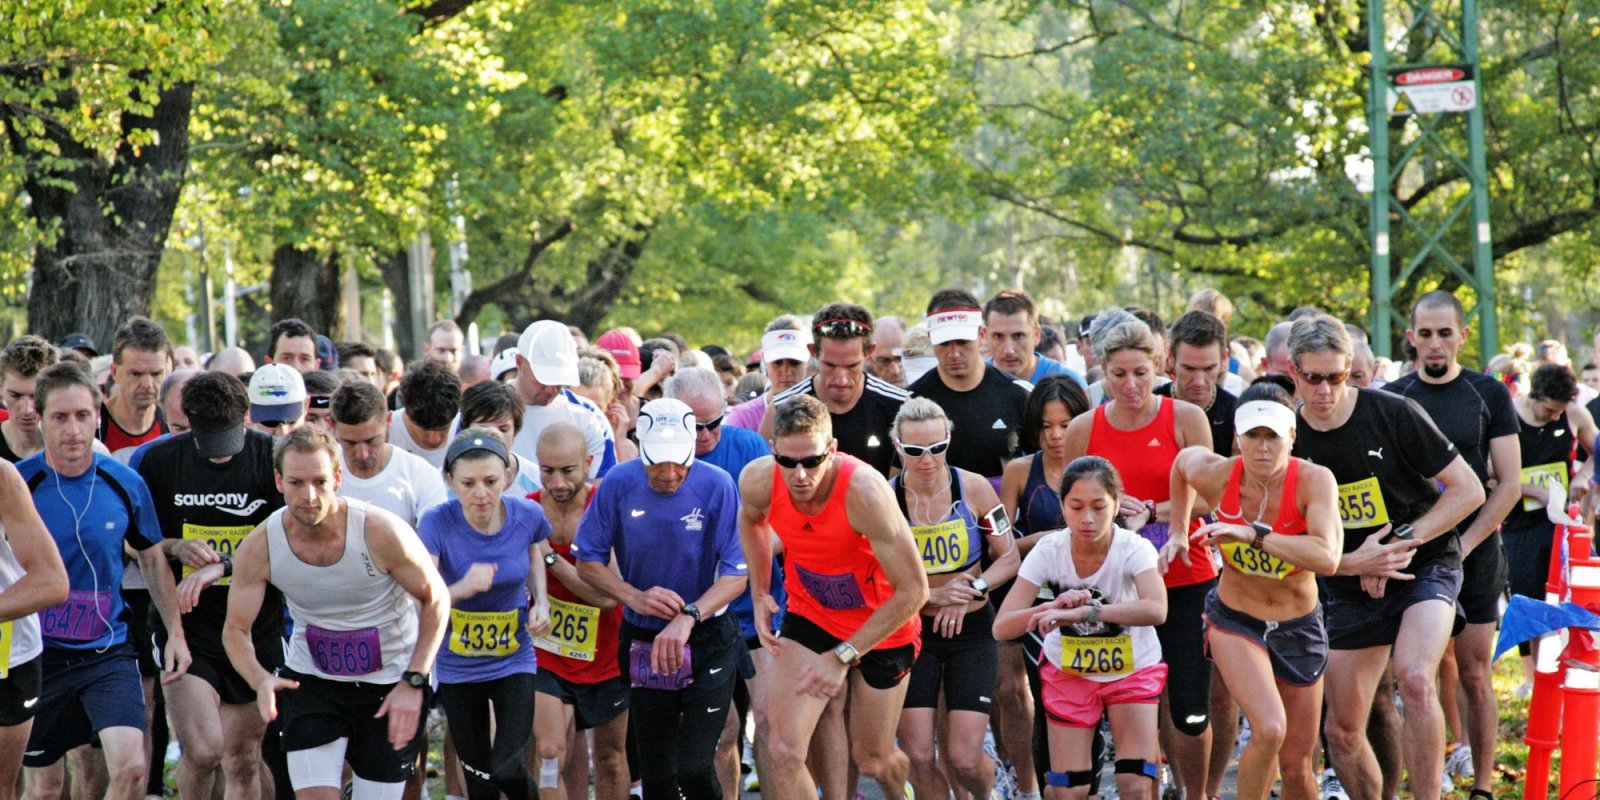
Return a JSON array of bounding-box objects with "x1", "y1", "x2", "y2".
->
[{"x1": 0, "y1": 284, "x2": 1593, "y2": 800}]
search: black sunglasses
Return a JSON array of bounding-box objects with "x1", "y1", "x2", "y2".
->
[
  {"x1": 696, "y1": 414, "x2": 725, "y2": 432},
  {"x1": 774, "y1": 452, "x2": 829, "y2": 470},
  {"x1": 257, "y1": 420, "x2": 291, "y2": 430}
]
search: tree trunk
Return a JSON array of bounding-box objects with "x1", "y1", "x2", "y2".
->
[
  {"x1": 11, "y1": 81, "x2": 194, "y2": 347},
  {"x1": 268, "y1": 245, "x2": 342, "y2": 335},
  {"x1": 376, "y1": 248, "x2": 420, "y2": 360}
]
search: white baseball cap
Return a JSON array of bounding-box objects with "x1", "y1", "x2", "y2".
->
[
  {"x1": 490, "y1": 349, "x2": 519, "y2": 382},
  {"x1": 518, "y1": 320, "x2": 579, "y2": 386},
  {"x1": 636, "y1": 398, "x2": 696, "y2": 466},
  {"x1": 761, "y1": 329, "x2": 811, "y2": 364},
  {"x1": 926, "y1": 307, "x2": 983, "y2": 345},
  {"x1": 1234, "y1": 400, "x2": 1296, "y2": 440},
  {"x1": 247, "y1": 364, "x2": 307, "y2": 424}
]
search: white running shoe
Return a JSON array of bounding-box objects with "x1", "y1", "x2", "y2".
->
[
  {"x1": 1319, "y1": 770, "x2": 1350, "y2": 800},
  {"x1": 1445, "y1": 743, "x2": 1475, "y2": 781}
]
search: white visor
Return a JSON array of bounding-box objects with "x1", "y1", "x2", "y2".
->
[
  {"x1": 927, "y1": 308, "x2": 983, "y2": 345},
  {"x1": 1234, "y1": 400, "x2": 1296, "y2": 440}
]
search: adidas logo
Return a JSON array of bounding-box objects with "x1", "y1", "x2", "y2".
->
[
  {"x1": 802, "y1": 522, "x2": 814, "y2": 532},
  {"x1": 992, "y1": 419, "x2": 1007, "y2": 429},
  {"x1": 1147, "y1": 437, "x2": 1161, "y2": 447}
]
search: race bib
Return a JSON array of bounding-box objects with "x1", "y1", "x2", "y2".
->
[
  {"x1": 306, "y1": 624, "x2": 382, "y2": 676},
  {"x1": 448, "y1": 609, "x2": 521, "y2": 658},
  {"x1": 1522, "y1": 462, "x2": 1569, "y2": 512},
  {"x1": 182, "y1": 523, "x2": 252, "y2": 586},
  {"x1": 1219, "y1": 541, "x2": 1293, "y2": 580},
  {"x1": 795, "y1": 564, "x2": 866, "y2": 611},
  {"x1": 913, "y1": 519, "x2": 969, "y2": 575},
  {"x1": 41, "y1": 590, "x2": 112, "y2": 642},
  {"x1": 0, "y1": 620, "x2": 12, "y2": 678},
  {"x1": 1061, "y1": 633, "x2": 1134, "y2": 678},
  {"x1": 533, "y1": 598, "x2": 599, "y2": 662},
  {"x1": 628, "y1": 640, "x2": 693, "y2": 690},
  {"x1": 1336, "y1": 477, "x2": 1390, "y2": 529}
]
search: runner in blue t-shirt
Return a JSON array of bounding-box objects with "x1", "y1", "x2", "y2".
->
[
  {"x1": 419, "y1": 430, "x2": 552, "y2": 800},
  {"x1": 573, "y1": 398, "x2": 749, "y2": 800},
  {"x1": 15, "y1": 363, "x2": 190, "y2": 797}
]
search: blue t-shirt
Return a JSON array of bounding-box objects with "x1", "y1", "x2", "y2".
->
[
  {"x1": 573, "y1": 460, "x2": 747, "y2": 632},
  {"x1": 419, "y1": 495, "x2": 552, "y2": 683},
  {"x1": 18, "y1": 452, "x2": 164, "y2": 650},
  {"x1": 698, "y1": 427, "x2": 786, "y2": 639},
  {"x1": 1026, "y1": 355, "x2": 1087, "y2": 388}
]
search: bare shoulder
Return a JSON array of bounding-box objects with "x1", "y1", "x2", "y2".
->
[
  {"x1": 958, "y1": 468, "x2": 1000, "y2": 508},
  {"x1": 738, "y1": 457, "x2": 776, "y2": 505}
]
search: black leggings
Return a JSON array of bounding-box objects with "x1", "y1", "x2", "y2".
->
[
  {"x1": 436, "y1": 673, "x2": 538, "y2": 800},
  {"x1": 620, "y1": 617, "x2": 742, "y2": 800},
  {"x1": 1155, "y1": 580, "x2": 1214, "y2": 737}
]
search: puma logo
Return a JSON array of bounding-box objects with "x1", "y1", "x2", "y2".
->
[{"x1": 1367, "y1": 448, "x2": 1384, "y2": 460}]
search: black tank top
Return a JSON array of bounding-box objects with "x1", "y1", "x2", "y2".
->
[{"x1": 1503, "y1": 409, "x2": 1576, "y2": 534}]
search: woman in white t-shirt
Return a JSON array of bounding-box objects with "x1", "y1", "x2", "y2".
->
[{"x1": 994, "y1": 456, "x2": 1167, "y2": 800}]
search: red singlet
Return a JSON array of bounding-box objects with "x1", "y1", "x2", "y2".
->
[
  {"x1": 530, "y1": 486, "x2": 622, "y2": 683},
  {"x1": 770, "y1": 454, "x2": 919, "y2": 650}
]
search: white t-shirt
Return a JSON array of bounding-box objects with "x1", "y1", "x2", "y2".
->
[
  {"x1": 339, "y1": 445, "x2": 448, "y2": 529},
  {"x1": 509, "y1": 389, "x2": 617, "y2": 489},
  {"x1": 388, "y1": 410, "x2": 448, "y2": 471},
  {"x1": 1018, "y1": 527, "x2": 1163, "y2": 681}
]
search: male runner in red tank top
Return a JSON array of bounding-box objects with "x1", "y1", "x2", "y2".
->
[{"x1": 737, "y1": 395, "x2": 928, "y2": 800}]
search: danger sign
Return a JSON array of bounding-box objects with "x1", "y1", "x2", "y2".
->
[{"x1": 1387, "y1": 64, "x2": 1477, "y2": 115}]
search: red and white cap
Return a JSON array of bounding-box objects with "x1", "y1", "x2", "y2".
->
[
  {"x1": 760, "y1": 329, "x2": 811, "y2": 364},
  {"x1": 926, "y1": 308, "x2": 983, "y2": 345}
]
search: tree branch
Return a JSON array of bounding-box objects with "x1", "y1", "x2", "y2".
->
[
  {"x1": 454, "y1": 220, "x2": 575, "y2": 327},
  {"x1": 976, "y1": 31, "x2": 1106, "y2": 60}
]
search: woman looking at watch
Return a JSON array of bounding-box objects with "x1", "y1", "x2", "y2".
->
[
  {"x1": 1168, "y1": 382, "x2": 1342, "y2": 800},
  {"x1": 890, "y1": 398, "x2": 1020, "y2": 800}
]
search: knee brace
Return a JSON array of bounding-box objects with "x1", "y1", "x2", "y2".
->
[
  {"x1": 1043, "y1": 770, "x2": 1095, "y2": 788},
  {"x1": 1113, "y1": 759, "x2": 1159, "y2": 781},
  {"x1": 538, "y1": 758, "x2": 560, "y2": 789},
  {"x1": 350, "y1": 775, "x2": 407, "y2": 800}
]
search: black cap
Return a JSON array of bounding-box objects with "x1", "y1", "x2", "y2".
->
[
  {"x1": 191, "y1": 420, "x2": 247, "y2": 459},
  {"x1": 58, "y1": 333, "x2": 98, "y2": 356}
]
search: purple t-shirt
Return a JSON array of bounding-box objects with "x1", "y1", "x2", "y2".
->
[
  {"x1": 573, "y1": 460, "x2": 747, "y2": 632},
  {"x1": 419, "y1": 495, "x2": 551, "y2": 683},
  {"x1": 723, "y1": 394, "x2": 768, "y2": 431}
]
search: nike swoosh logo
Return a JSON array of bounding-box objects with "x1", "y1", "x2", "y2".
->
[
  {"x1": 709, "y1": 667, "x2": 723, "y2": 674},
  {"x1": 22, "y1": 698, "x2": 36, "y2": 709},
  {"x1": 613, "y1": 699, "x2": 625, "y2": 706},
  {"x1": 707, "y1": 707, "x2": 722, "y2": 713},
  {"x1": 631, "y1": 510, "x2": 646, "y2": 517}
]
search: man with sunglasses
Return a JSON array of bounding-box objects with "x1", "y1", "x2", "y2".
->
[
  {"x1": 763, "y1": 304, "x2": 907, "y2": 478},
  {"x1": 247, "y1": 364, "x2": 308, "y2": 436},
  {"x1": 1384, "y1": 291, "x2": 1521, "y2": 797},
  {"x1": 738, "y1": 394, "x2": 926, "y2": 800},
  {"x1": 1285, "y1": 314, "x2": 1484, "y2": 800}
]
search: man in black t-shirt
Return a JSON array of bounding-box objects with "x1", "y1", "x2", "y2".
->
[
  {"x1": 1385, "y1": 291, "x2": 1520, "y2": 793},
  {"x1": 1286, "y1": 315, "x2": 1484, "y2": 800},
  {"x1": 907, "y1": 288, "x2": 1030, "y2": 480},
  {"x1": 1155, "y1": 311, "x2": 1237, "y2": 458},
  {"x1": 138, "y1": 371, "x2": 285, "y2": 800},
  {"x1": 764, "y1": 303, "x2": 907, "y2": 476}
]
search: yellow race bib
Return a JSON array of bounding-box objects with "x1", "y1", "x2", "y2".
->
[
  {"x1": 0, "y1": 620, "x2": 12, "y2": 678},
  {"x1": 533, "y1": 598, "x2": 600, "y2": 662},
  {"x1": 1522, "y1": 462, "x2": 1569, "y2": 512},
  {"x1": 448, "y1": 609, "x2": 521, "y2": 657},
  {"x1": 1336, "y1": 477, "x2": 1390, "y2": 529},
  {"x1": 1219, "y1": 541, "x2": 1293, "y2": 580},
  {"x1": 1061, "y1": 633, "x2": 1134, "y2": 677},
  {"x1": 182, "y1": 524, "x2": 253, "y2": 586},
  {"x1": 913, "y1": 519, "x2": 970, "y2": 575}
]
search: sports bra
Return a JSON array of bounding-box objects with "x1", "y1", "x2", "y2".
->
[
  {"x1": 1214, "y1": 458, "x2": 1309, "y2": 580},
  {"x1": 894, "y1": 468, "x2": 983, "y2": 576}
]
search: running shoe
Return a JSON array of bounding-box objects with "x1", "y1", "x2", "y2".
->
[
  {"x1": 1445, "y1": 743, "x2": 1475, "y2": 782},
  {"x1": 1319, "y1": 770, "x2": 1349, "y2": 800}
]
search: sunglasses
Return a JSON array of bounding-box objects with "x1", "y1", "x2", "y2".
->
[
  {"x1": 897, "y1": 439, "x2": 951, "y2": 458},
  {"x1": 774, "y1": 451, "x2": 830, "y2": 470},
  {"x1": 696, "y1": 414, "x2": 725, "y2": 433},
  {"x1": 813, "y1": 318, "x2": 873, "y2": 339},
  {"x1": 257, "y1": 419, "x2": 292, "y2": 430},
  {"x1": 1296, "y1": 369, "x2": 1351, "y2": 386}
]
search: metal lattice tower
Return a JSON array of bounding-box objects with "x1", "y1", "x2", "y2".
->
[{"x1": 1367, "y1": 0, "x2": 1496, "y2": 359}]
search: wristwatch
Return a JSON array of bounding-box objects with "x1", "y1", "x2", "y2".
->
[
  {"x1": 1250, "y1": 521, "x2": 1272, "y2": 550},
  {"x1": 832, "y1": 641, "x2": 861, "y2": 667},
  {"x1": 543, "y1": 551, "x2": 559, "y2": 567},
  {"x1": 681, "y1": 603, "x2": 703, "y2": 624},
  {"x1": 970, "y1": 577, "x2": 990, "y2": 597},
  {"x1": 400, "y1": 670, "x2": 429, "y2": 689}
]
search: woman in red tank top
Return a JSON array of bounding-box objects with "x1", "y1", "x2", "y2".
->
[
  {"x1": 1168, "y1": 383, "x2": 1342, "y2": 800},
  {"x1": 1062, "y1": 309, "x2": 1215, "y2": 800}
]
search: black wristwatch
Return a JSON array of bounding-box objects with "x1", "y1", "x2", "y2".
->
[
  {"x1": 543, "y1": 551, "x2": 559, "y2": 567},
  {"x1": 682, "y1": 603, "x2": 703, "y2": 624},
  {"x1": 220, "y1": 556, "x2": 234, "y2": 578},
  {"x1": 400, "y1": 670, "x2": 429, "y2": 689},
  {"x1": 970, "y1": 577, "x2": 990, "y2": 597},
  {"x1": 1250, "y1": 521, "x2": 1272, "y2": 550}
]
